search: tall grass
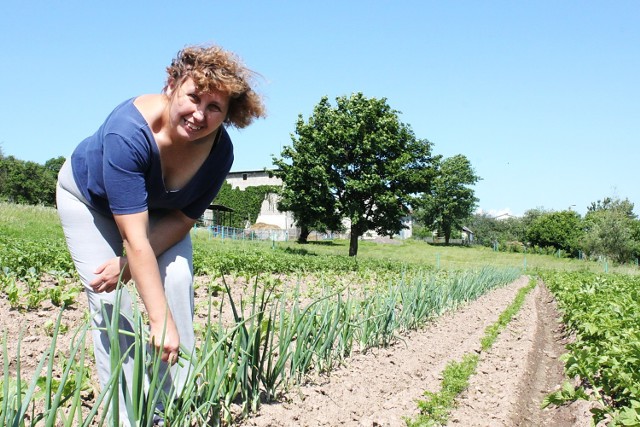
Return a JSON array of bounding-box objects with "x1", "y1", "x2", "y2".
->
[{"x1": 0, "y1": 203, "x2": 65, "y2": 241}]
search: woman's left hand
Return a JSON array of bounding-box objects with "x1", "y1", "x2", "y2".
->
[{"x1": 90, "y1": 256, "x2": 131, "y2": 293}]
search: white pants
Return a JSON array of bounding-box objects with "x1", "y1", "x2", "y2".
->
[{"x1": 56, "y1": 160, "x2": 195, "y2": 422}]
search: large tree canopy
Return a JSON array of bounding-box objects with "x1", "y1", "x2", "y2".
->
[
  {"x1": 273, "y1": 93, "x2": 435, "y2": 256},
  {"x1": 415, "y1": 154, "x2": 480, "y2": 244}
]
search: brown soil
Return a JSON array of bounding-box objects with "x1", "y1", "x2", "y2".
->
[{"x1": 0, "y1": 275, "x2": 596, "y2": 426}]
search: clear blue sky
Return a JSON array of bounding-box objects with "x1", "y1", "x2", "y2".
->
[{"x1": 1, "y1": 1, "x2": 638, "y2": 217}]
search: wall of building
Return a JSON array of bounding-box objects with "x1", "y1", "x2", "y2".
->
[
  {"x1": 255, "y1": 192, "x2": 295, "y2": 230},
  {"x1": 226, "y1": 170, "x2": 282, "y2": 191}
]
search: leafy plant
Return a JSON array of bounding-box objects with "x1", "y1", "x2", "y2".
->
[{"x1": 542, "y1": 271, "x2": 640, "y2": 424}]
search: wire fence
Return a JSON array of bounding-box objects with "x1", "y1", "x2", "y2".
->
[{"x1": 192, "y1": 224, "x2": 337, "y2": 242}]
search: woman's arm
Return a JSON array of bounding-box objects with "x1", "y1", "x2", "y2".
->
[
  {"x1": 148, "y1": 209, "x2": 197, "y2": 256},
  {"x1": 90, "y1": 209, "x2": 195, "y2": 292},
  {"x1": 109, "y1": 210, "x2": 184, "y2": 363}
]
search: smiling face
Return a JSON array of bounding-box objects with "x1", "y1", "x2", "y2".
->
[{"x1": 165, "y1": 77, "x2": 230, "y2": 144}]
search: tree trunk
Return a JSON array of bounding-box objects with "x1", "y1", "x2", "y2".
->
[
  {"x1": 443, "y1": 225, "x2": 451, "y2": 245},
  {"x1": 297, "y1": 225, "x2": 310, "y2": 244},
  {"x1": 349, "y1": 227, "x2": 359, "y2": 257}
]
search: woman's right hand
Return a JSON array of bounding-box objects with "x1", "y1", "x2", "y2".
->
[
  {"x1": 90, "y1": 256, "x2": 131, "y2": 293},
  {"x1": 149, "y1": 316, "x2": 181, "y2": 365}
]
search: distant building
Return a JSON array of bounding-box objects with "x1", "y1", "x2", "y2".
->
[
  {"x1": 224, "y1": 170, "x2": 293, "y2": 230},
  {"x1": 226, "y1": 169, "x2": 281, "y2": 191}
]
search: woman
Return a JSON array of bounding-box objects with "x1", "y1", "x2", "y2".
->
[{"x1": 56, "y1": 44, "x2": 265, "y2": 422}]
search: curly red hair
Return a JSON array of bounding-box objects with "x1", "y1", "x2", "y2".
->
[{"x1": 165, "y1": 45, "x2": 266, "y2": 129}]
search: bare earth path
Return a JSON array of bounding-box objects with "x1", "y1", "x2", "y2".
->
[{"x1": 241, "y1": 277, "x2": 593, "y2": 427}]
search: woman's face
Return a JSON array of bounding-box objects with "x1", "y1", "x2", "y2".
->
[{"x1": 166, "y1": 77, "x2": 230, "y2": 143}]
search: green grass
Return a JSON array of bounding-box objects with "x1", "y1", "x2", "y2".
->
[
  {"x1": 0, "y1": 202, "x2": 65, "y2": 240},
  {"x1": 3, "y1": 202, "x2": 638, "y2": 277},
  {"x1": 193, "y1": 232, "x2": 637, "y2": 276}
]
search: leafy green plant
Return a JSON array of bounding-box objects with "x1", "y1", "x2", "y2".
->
[
  {"x1": 542, "y1": 381, "x2": 589, "y2": 408},
  {"x1": 48, "y1": 285, "x2": 81, "y2": 308},
  {"x1": 542, "y1": 271, "x2": 640, "y2": 425}
]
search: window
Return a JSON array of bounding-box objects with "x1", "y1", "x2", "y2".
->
[{"x1": 242, "y1": 173, "x2": 248, "y2": 180}]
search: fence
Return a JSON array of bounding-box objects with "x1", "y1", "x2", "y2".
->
[
  {"x1": 422, "y1": 236, "x2": 472, "y2": 246},
  {"x1": 194, "y1": 225, "x2": 298, "y2": 242},
  {"x1": 192, "y1": 224, "x2": 337, "y2": 242}
]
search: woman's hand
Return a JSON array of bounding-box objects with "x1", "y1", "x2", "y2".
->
[
  {"x1": 90, "y1": 256, "x2": 131, "y2": 293},
  {"x1": 149, "y1": 316, "x2": 181, "y2": 365}
]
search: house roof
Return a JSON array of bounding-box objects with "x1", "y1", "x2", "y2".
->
[
  {"x1": 208, "y1": 204, "x2": 234, "y2": 212},
  {"x1": 227, "y1": 168, "x2": 280, "y2": 175}
]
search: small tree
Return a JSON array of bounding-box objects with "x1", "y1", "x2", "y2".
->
[
  {"x1": 274, "y1": 93, "x2": 435, "y2": 256},
  {"x1": 526, "y1": 210, "x2": 583, "y2": 255},
  {"x1": 415, "y1": 155, "x2": 480, "y2": 244},
  {"x1": 0, "y1": 144, "x2": 5, "y2": 196},
  {"x1": 582, "y1": 196, "x2": 638, "y2": 263},
  {"x1": 274, "y1": 161, "x2": 344, "y2": 243},
  {"x1": 466, "y1": 213, "x2": 525, "y2": 247}
]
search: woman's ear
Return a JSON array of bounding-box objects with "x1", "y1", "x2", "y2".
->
[{"x1": 165, "y1": 77, "x2": 177, "y2": 96}]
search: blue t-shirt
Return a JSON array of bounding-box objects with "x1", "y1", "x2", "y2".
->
[{"x1": 71, "y1": 98, "x2": 234, "y2": 220}]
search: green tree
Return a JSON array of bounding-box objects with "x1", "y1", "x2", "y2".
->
[
  {"x1": 274, "y1": 93, "x2": 435, "y2": 256},
  {"x1": 415, "y1": 155, "x2": 480, "y2": 244},
  {"x1": 521, "y1": 208, "x2": 547, "y2": 231},
  {"x1": 582, "y1": 197, "x2": 638, "y2": 263},
  {"x1": 587, "y1": 197, "x2": 636, "y2": 217},
  {"x1": 525, "y1": 210, "x2": 583, "y2": 255},
  {"x1": 466, "y1": 213, "x2": 525, "y2": 247},
  {"x1": 0, "y1": 156, "x2": 57, "y2": 206},
  {"x1": 274, "y1": 161, "x2": 344, "y2": 243},
  {"x1": 0, "y1": 144, "x2": 5, "y2": 192},
  {"x1": 44, "y1": 156, "x2": 66, "y2": 177}
]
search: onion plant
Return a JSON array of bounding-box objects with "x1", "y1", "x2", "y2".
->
[{"x1": 0, "y1": 265, "x2": 520, "y2": 426}]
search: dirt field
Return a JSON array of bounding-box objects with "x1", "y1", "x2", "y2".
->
[{"x1": 1, "y1": 275, "x2": 596, "y2": 426}]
